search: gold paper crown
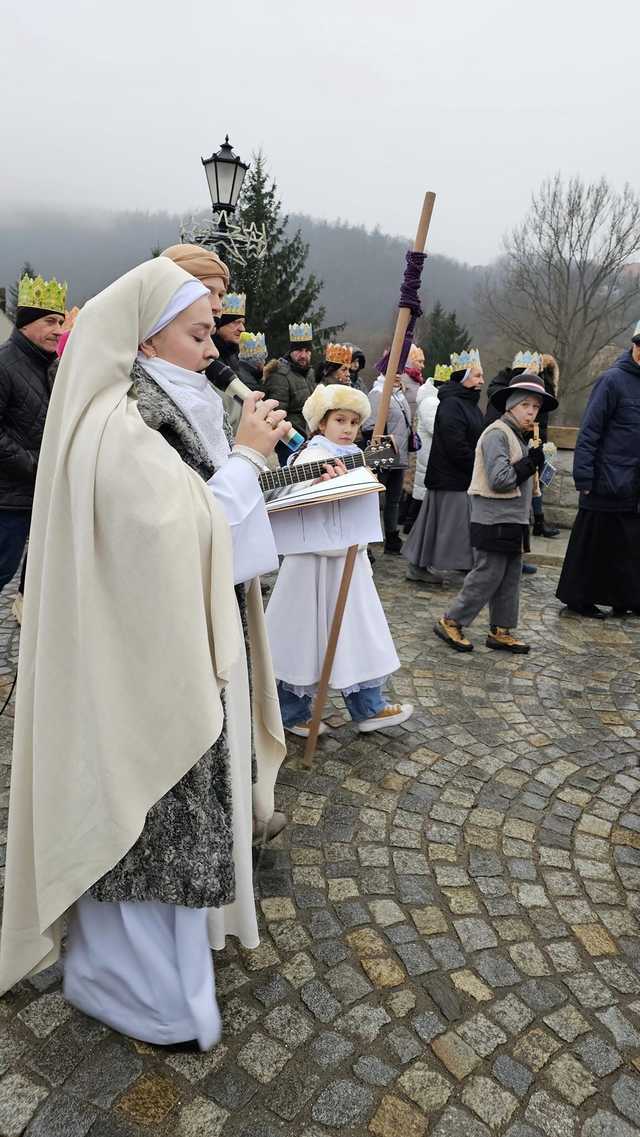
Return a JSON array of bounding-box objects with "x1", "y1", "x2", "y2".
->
[
  {"x1": 325, "y1": 343, "x2": 353, "y2": 366},
  {"x1": 17, "y1": 274, "x2": 67, "y2": 315},
  {"x1": 434, "y1": 363, "x2": 453, "y2": 383}
]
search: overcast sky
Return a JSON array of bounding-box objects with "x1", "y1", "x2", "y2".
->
[{"x1": 1, "y1": 0, "x2": 638, "y2": 264}]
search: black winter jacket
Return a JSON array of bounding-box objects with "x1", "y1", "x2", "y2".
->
[
  {"x1": 263, "y1": 356, "x2": 316, "y2": 438},
  {"x1": 237, "y1": 359, "x2": 263, "y2": 391},
  {"x1": 425, "y1": 382, "x2": 484, "y2": 492},
  {"x1": 573, "y1": 350, "x2": 640, "y2": 512},
  {"x1": 484, "y1": 368, "x2": 512, "y2": 427},
  {"x1": 0, "y1": 329, "x2": 55, "y2": 510}
]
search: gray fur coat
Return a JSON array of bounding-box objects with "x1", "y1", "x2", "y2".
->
[{"x1": 90, "y1": 361, "x2": 246, "y2": 909}]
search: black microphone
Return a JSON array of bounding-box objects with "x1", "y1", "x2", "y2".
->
[{"x1": 206, "y1": 360, "x2": 305, "y2": 451}]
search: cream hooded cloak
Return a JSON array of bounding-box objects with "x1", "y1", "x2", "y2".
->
[{"x1": 0, "y1": 258, "x2": 284, "y2": 993}]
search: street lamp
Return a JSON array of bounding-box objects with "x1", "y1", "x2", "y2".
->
[
  {"x1": 201, "y1": 135, "x2": 249, "y2": 214},
  {"x1": 180, "y1": 134, "x2": 267, "y2": 266}
]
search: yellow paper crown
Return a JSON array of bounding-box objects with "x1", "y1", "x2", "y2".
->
[
  {"x1": 434, "y1": 363, "x2": 453, "y2": 383},
  {"x1": 325, "y1": 343, "x2": 353, "y2": 366},
  {"x1": 17, "y1": 274, "x2": 67, "y2": 315}
]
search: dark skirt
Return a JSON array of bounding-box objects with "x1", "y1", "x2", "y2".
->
[{"x1": 556, "y1": 509, "x2": 640, "y2": 609}]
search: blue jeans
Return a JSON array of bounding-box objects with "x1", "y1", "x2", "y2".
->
[
  {"x1": 0, "y1": 510, "x2": 30, "y2": 593},
  {"x1": 277, "y1": 681, "x2": 387, "y2": 725}
]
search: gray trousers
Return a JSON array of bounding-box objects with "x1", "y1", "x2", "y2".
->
[{"x1": 446, "y1": 549, "x2": 522, "y2": 629}]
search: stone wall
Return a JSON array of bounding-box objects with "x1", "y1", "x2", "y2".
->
[{"x1": 543, "y1": 447, "x2": 579, "y2": 528}]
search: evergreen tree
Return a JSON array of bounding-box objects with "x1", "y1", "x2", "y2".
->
[
  {"x1": 421, "y1": 301, "x2": 470, "y2": 368},
  {"x1": 7, "y1": 261, "x2": 38, "y2": 320},
  {"x1": 230, "y1": 152, "x2": 335, "y2": 358}
]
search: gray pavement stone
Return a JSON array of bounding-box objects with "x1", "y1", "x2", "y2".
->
[
  {"x1": 582, "y1": 1112, "x2": 640, "y2": 1137},
  {"x1": 574, "y1": 1033, "x2": 622, "y2": 1076},
  {"x1": 64, "y1": 1042, "x2": 143, "y2": 1108},
  {"x1": 493, "y1": 1055, "x2": 534, "y2": 1098},
  {"x1": 309, "y1": 1031, "x2": 354, "y2": 1069},
  {"x1": 25, "y1": 1093, "x2": 98, "y2": 1137},
  {"x1": 0, "y1": 1074, "x2": 48, "y2": 1137},
  {"x1": 311, "y1": 1079, "x2": 374, "y2": 1126},
  {"x1": 611, "y1": 1073, "x2": 640, "y2": 1127},
  {"x1": 352, "y1": 1055, "x2": 397, "y2": 1086}
]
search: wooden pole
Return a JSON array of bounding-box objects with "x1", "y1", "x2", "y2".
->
[
  {"x1": 373, "y1": 191, "x2": 437, "y2": 440},
  {"x1": 532, "y1": 423, "x2": 541, "y2": 498},
  {"x1": 303, "y1": 544, "x2": 359, "y2": 768}
]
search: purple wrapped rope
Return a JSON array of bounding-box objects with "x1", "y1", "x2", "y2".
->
[{"x1": 375, "y1": 250, "x2": 427, "y2": 376}]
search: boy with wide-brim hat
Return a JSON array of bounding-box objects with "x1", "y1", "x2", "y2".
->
[{"x1": 433, "y1": 371, "x2": 558, "y2": 654}]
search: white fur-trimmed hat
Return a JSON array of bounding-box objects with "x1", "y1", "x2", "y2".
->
[{"x1": 303, "y1": 383, "x2": 371, "y2": 434}]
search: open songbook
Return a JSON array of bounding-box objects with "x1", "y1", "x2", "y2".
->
[{"x1": 265, "y1": 466, "x2": 383, "y2": 513}]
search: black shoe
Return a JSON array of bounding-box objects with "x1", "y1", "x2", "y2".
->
[
  {"x1": 384, "y1": 530, "x2": 403, "y2": 555},
  {"x1": 533, "y1": 515, "x2": 560, "y2": 538},
  {"x1": 566, "y1": 604, "x2": 607, "y2": 620}
]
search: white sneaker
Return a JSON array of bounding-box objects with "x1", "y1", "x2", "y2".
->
[
  {"x1": 286, "y1": 720, "x2": 328, "y2": 739},
  {"x1": 357, "y1": 703, "x2": 413, "y2": 733}
]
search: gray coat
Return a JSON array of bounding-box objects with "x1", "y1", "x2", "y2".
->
[
  {"x1": 90, "y1": 362, "x2": 247, "y2": 910},
  {"x1": 470, "y1": 426, "x2": 533, "y2": 526}
]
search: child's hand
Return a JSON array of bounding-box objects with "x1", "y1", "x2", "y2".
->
[{"x1": 314, "y1": 459, "x2": 348, "y2": 484}]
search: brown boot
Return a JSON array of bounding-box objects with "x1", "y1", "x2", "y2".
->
[
  {"x1": 433, "y1": 617, "x2": 473, "y2": 652},
  {"x1": 486, "y1": 626, "x2": 530, "y2": 654}
]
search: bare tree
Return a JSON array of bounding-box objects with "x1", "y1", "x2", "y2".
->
[{"x1": 478, "y1": 175, "x2": 640, "y2": 421}]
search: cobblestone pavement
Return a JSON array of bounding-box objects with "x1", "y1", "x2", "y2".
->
[{"x1": 1, "y1": 554, "x2": 640, "y2": 1136}]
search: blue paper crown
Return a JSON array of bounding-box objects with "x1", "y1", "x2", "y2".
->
[
  {"x1": 239, "y1": 331, "x2": 267, "y2": 361},
  {"x1": 512, "y1": 350, "x2": 541, "y2": 371},
  {"x1": 633, "y1": 319, "x2": 640, "y2": 340},
  {"x1": 220, "y1": 292, "x2": 246, "y2": 317},
  {"x1": 289, "y1": 322, "x2": 313, "y2": 343},
  {"x1": 450, "y1": 348, "x2": 481, "y2": 371}
]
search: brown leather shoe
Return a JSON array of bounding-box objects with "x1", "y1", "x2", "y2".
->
[
  {"x1": 486, "y1": 626, "x2": 530, "y2": 654},
  {"x1": 433, "y1": 617, "x2": 473, "y2": 652}
]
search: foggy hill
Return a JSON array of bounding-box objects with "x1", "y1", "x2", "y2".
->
[{"x1": 0, "y1": 206, "x2": 483, "y2": 348}]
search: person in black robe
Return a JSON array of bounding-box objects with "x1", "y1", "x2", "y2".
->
[{"x1": 556, "y1": 325, "x2": 640, "y2": 618}]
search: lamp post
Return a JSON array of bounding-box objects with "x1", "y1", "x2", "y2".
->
[
  {"x1": 180, "y1": 135, "x2": 267, "y2": 266},
  {"x1": 202, "y1": 135, "x2": 249, "y2": 215}
]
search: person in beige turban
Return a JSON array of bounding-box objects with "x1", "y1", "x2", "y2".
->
[{"x1": 162, "y1": 243, "x2": 230, "y2": 318}]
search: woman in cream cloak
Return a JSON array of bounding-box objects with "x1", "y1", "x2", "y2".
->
[{"x1": 0, "y1": 258, "x2": 285, "y2": 1049}]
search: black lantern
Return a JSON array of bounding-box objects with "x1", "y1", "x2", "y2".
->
[{"x1": 201, "y1": 136, "x2": 249, "y2": 214}]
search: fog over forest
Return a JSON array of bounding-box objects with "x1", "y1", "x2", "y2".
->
[{"x1": 0, "y1": 205, "x2": 481, "y2": 358}]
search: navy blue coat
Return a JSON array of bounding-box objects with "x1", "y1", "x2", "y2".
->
[{"x1": 573, "y1": 350, "x2": 640, "y2": 512}]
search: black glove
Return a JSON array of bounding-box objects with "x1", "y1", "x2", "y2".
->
[
  {"x1": 512, "y1": 455, "x2": 537, "y2": 485},
  {"x1": 529, "y1": 445, "x2": 545, "y2": 472}
]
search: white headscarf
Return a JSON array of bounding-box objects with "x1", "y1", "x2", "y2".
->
[{"x1": 144, "y1": 278, "x2": 208, "y2": 337}]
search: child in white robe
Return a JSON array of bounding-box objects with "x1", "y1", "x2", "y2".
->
[{"x1": 266, "y1": 384, "x2": 413, "y2": 737}]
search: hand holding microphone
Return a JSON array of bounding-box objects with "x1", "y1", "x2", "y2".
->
[
  {"x1": 235, "y1": 392, "x2": 293, "y2": 459},
  {"x1": 207, "y1": 359, "x2": 305, "y2": 451}
]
